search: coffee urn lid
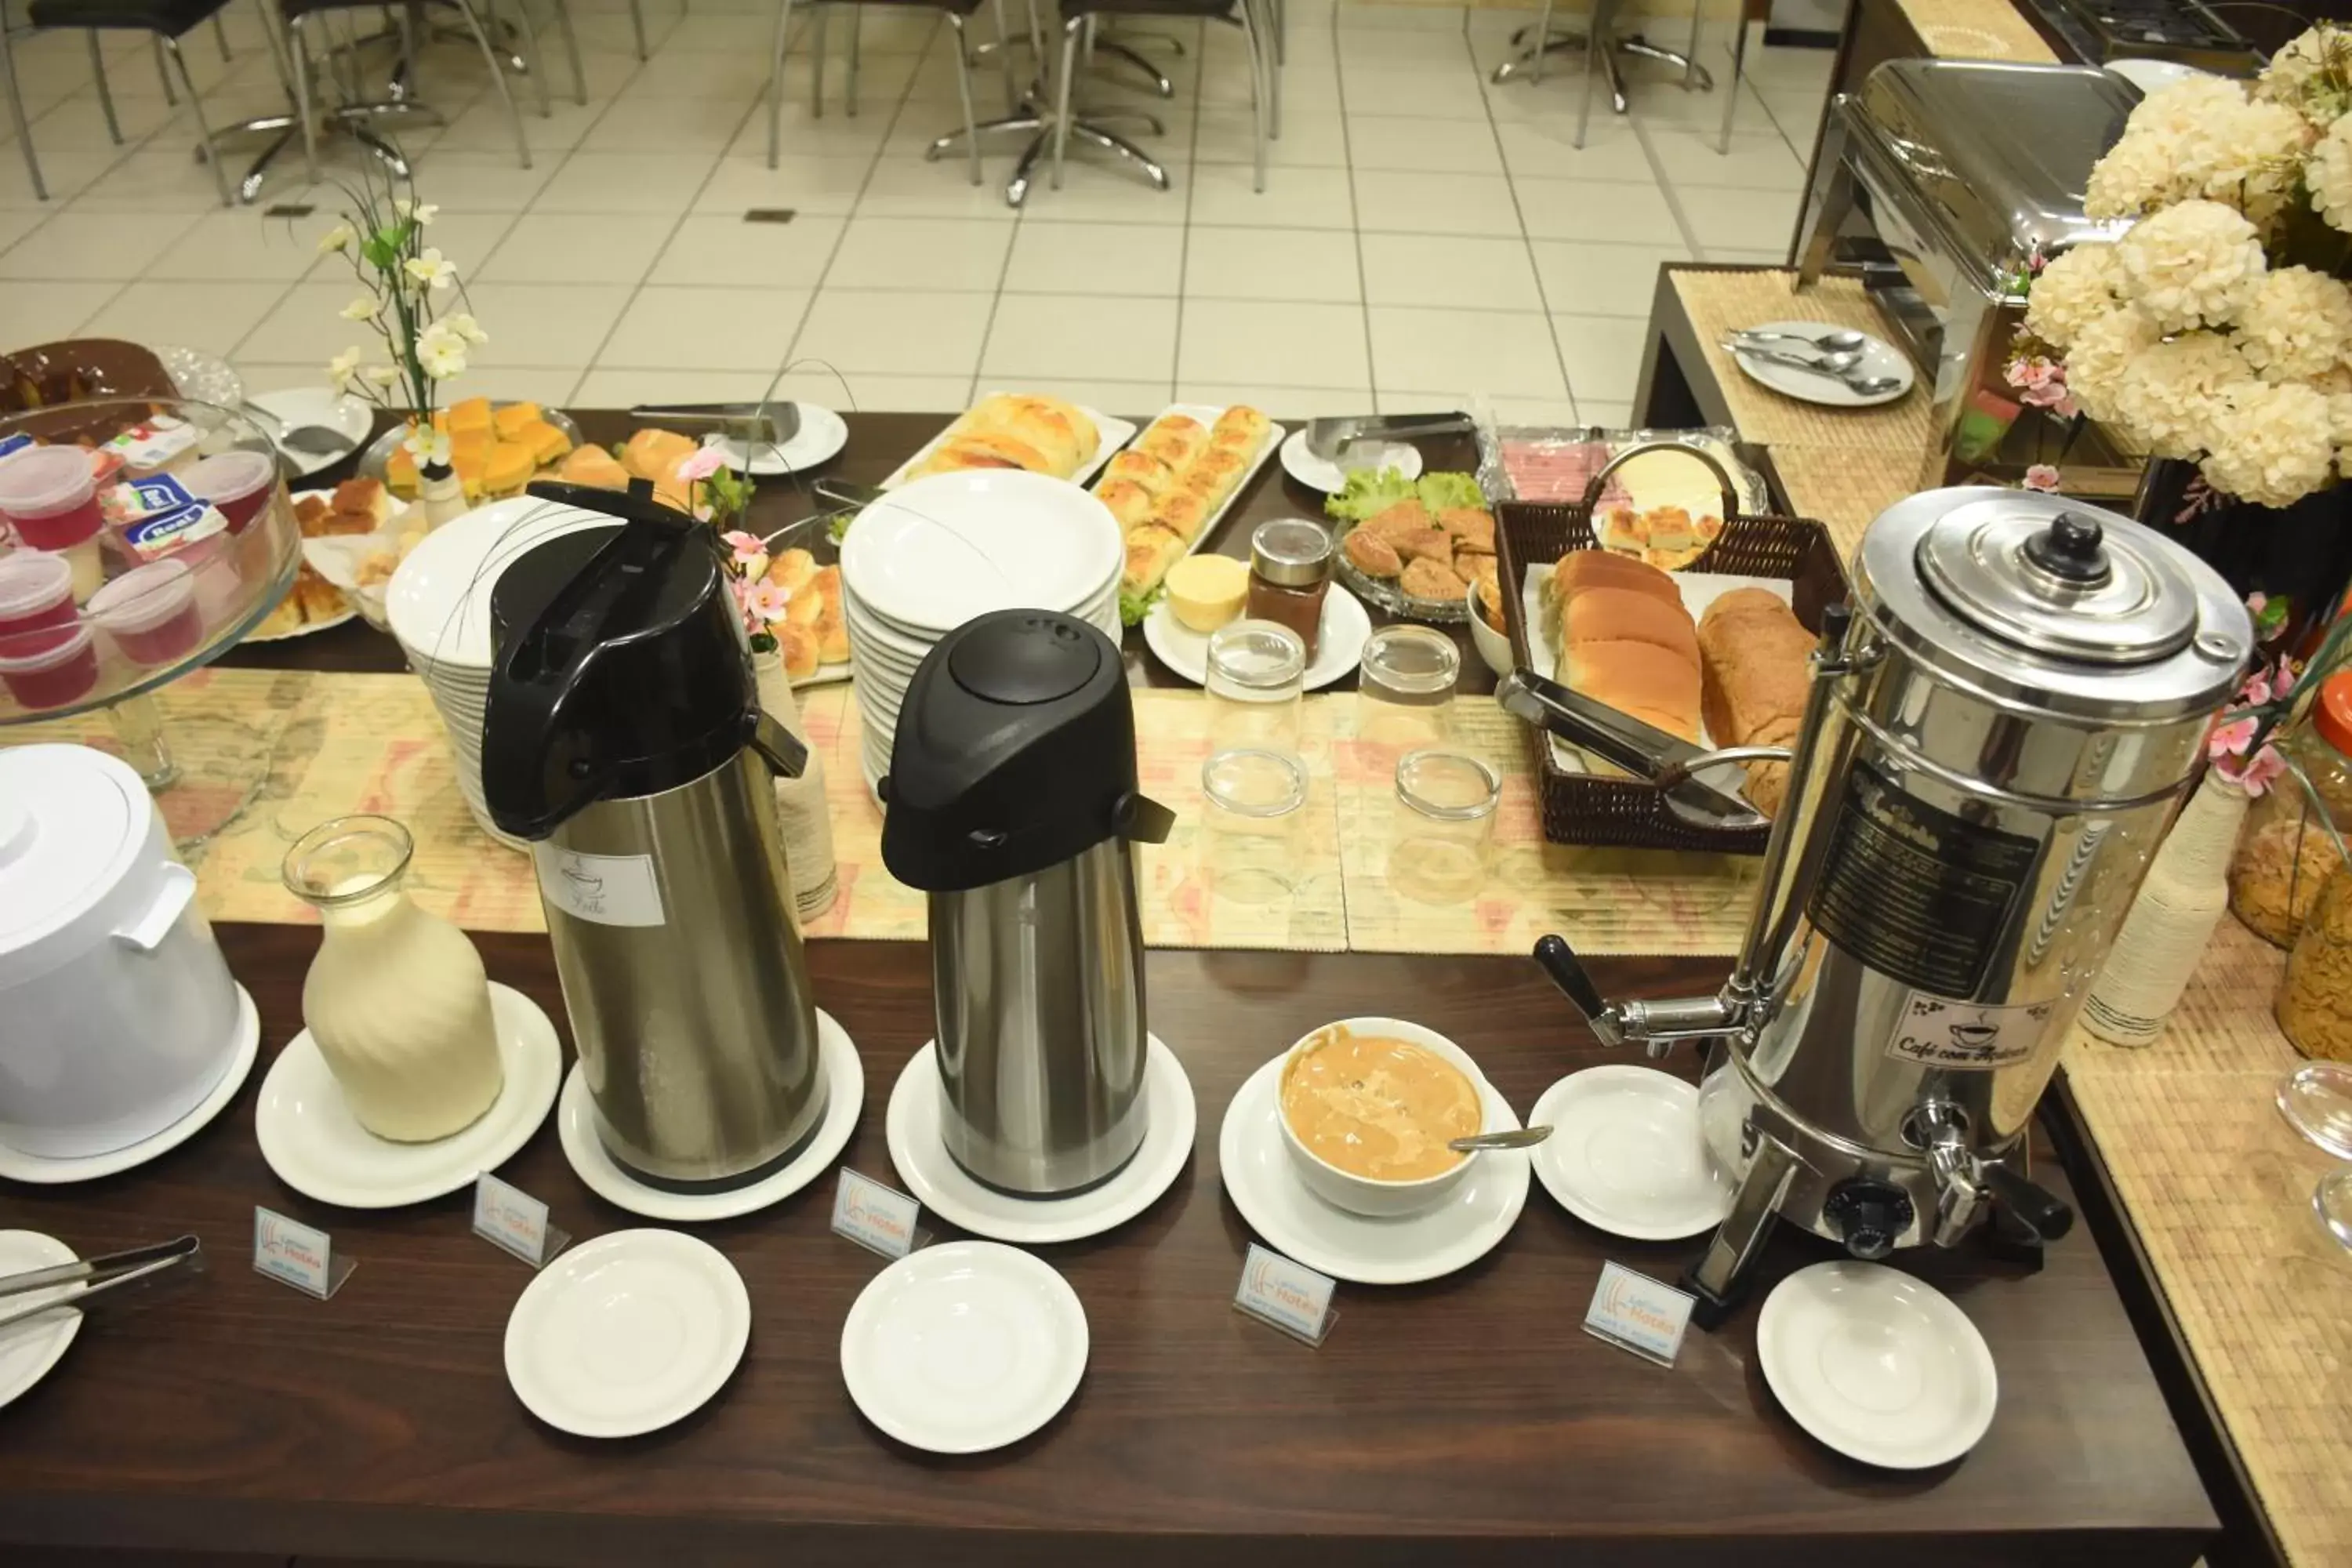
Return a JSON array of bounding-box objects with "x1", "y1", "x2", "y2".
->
[
  {"x1": 0, "y1": 743, "x2": 162, "y2": 989},
  {"x1": 880, "y1": 609, "x2": 1172, "y2": 892},
  {"x1": 1860, "y1": 488, "x2": 2252, "y2": 722}
]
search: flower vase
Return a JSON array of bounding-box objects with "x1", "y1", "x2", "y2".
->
[
  {"x1": 2082, "y1": 771, "x2": 2251, "y2": 1047},
  {"x1": 2136, "y1": 463, "x2": 2352, "y2": 647},
  {"x1": 752, "y1": 650, "x2": 838, "y2": 923}
]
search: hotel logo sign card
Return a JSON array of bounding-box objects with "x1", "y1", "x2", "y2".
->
[
  {"x1": 831, "y1": 1168, "x2": 924, "y2": 1260},
  {"x1": 1583, "y1": 1260, "x2": 1696, "y2": 1367},
  {"x1": 252, "y1": 1207, "x2": 354, "y2": 1300},
  {"x1": 1233, "y1": 1243, "x2": 1338, "y2": 1346},
  {"x1": 472, "y1": 1174, "x2": 570, "y2": 1268}
]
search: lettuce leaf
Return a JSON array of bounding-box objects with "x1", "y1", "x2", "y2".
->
[
  {"x1": 1417, "y1": 471, "x2": 1485, "y2": 512},
  {"x1": 1120, "y1": 585, "x2": 1163, "y2": 626},
  {"x1": 1323, "y1": 466, "x2": 1418, "y2": 522}
]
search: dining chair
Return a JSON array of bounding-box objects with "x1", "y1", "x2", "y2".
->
[
  {"x1": 3, "y1": 0, "x2": 240, "y2": 203},
  {"x1": 1049, "y1": 0, "x2": 1269, "y2": 193},
  {"x1": 1492, "y1": 0, "x2": 1719, "y2": 149},
  {"x1": 276, "y1": 0, "x2": 535, "y2": 181},
  {"x1": 769, "y1": 0, "x2": 990, "y2": 175}
]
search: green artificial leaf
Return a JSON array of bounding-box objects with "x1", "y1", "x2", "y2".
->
[
  {"x1": 828, "y1": 510, "x2": 853, "y2": 544},
  {"x1": 1323, "y1": 465, "x2": 1417, "y2": 522},
  {"x1": 1119, "y1": 586, "x2": 1162, "y2": 627}
]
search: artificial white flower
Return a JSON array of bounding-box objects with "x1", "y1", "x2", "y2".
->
[
  {"x1": 394, "y1": 198, "x2": 439, "y2": 225},
  {"x1": 362, "y1": 364, "x2": 402, "y2": 388},
  {"x1": 436, "y1": 311, "x2": 488, "y2": 346},
  {"x1": 2025, "y1": 243, "x2": 2124, "y2": 350},
  {"x1": 403, "y1": 247, "x2": 457, "y2": 292},
  {"x1": 2085, "y1": 125, "x2": 2180, "y2": 221},
  {"x1": 2256, "y1": 27, "x2": 2352, "y2": 125},
  {"x1": 2114, "y1": 200, "x2": 2266, "y2": 332},
  {"x1": 327, "y1": 346, "x2": 361, "y2": 390},
  {"x1": 2188, "y1": 97, "x2": 2310, "y2": 229},
  {"x1": 2085, "y1": 80, "x2": 2310, "y2": 227},
  {"x1": 2061, "y1": 308, "x2": 2161, "y2": 423},
  {"x1": 416, "y1": 321, "x2": 470, "y2": 380},
  {"x1": 2234, "y1": 266, "x2": 2352, "y2": 384},
  {"x1": 2111, "y1": 331, "x2": 2251, "y2": 459},
  {"x1": 339, "y1": 296, "x2": 376, "y2": 322},
  {"x1": 403, "y1": 427, "x2": 452, "y2": 467},
  {"x1": 2125, "y1": 76, "x2": 2250, "y2": 143},
  {"x1": 317, "y1": 222, "x2": 354, "y2": 256},
  {"x1": 2201, "y1": 381, "x2": 2337, "y2": 506},
  {"x1": 2311, "y1": 112, "x2": 2352, "y2": 234}
]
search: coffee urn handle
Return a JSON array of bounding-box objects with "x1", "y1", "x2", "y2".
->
[
  {"x1": 1534, "y1": 935, "x2": 1612, "y2": 1032},
  {"x1": 1980, "y1": 1163, "x2": 2074, "y2": 1243}
]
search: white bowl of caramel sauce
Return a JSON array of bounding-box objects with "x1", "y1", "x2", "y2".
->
[{"x1": 1276, "y1": 1018, "x2": 1491, "y2": 1218}]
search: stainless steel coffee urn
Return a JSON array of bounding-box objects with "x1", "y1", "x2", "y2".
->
[
  {"x1": 880, "y1": 609, "x2": 1174, "y2": 1196},
  {"x1": 1533, "y1": 489, "x2": 2252, "y2": 1321},
  {"x1": 481, "y1": 483, "x2": 829, "y2": 1190}
]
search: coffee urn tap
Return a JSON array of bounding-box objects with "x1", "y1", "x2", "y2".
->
[
  {"x1": 1528, "y1": 488, "x2": 2253, "y2": 1323},
  {"x1": 880, "y1": 609, "x2": 1174, "y2": 1197}
]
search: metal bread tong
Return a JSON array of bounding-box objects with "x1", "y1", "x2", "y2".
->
[
  {"x1": 627, "y1": 402, "x2": 798, "y2": 445},
  {"x1": 0, "y1": 1233, "x2": 201, "y2": 1334}
]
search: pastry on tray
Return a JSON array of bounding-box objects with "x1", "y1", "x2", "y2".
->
[
  {"x1": 1096, "y1": 403, "x2": 1276, "y2": 598},
  {"x1": 904, "y1": 393, "x2": 1101, "y2": 482},
  {"x1": 1323, "y1": 470, "x2": 1496, "y2": 617}
]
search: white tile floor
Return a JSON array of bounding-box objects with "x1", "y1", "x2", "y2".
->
[{"x1": 0, "y1": 0, "x2": 1833, "y2": 420}]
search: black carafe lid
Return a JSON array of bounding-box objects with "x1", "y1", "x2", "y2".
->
[
  {"x1": 881, "y1": 609, "x2": 1174, "y2": 891},
  {"x1": 481, "y1": 481, "x2": 762, "y2": 840}
]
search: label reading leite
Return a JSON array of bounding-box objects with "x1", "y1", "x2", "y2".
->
[
  {"x1": 1582, "y1": 1261, "x2": 1695, "y2": 1367},
  {"x1": 533, "y1": 846, "x2": 666, "y2": 928},
  {"x1": 1886, "y1": 993, "x2": 2053, "y2": 1071},
  {"x1": 1232, "y1": 1243, "x2": 1337, "y2": 1346}
]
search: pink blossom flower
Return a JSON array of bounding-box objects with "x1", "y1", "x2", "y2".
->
[
  {"x1": 2024, "y1": 464, "x2": 2062, "y2": 492},
  {"x1": 674, "y1": 445, "x2": 725, "y2": 484},
  {"x1": 2005, "y1": 356, "x2": 2057, "y2": 392},
  {"x1": 2218, "y1": 743, "x2": 2289, "y2": 795},
  {"x1": 2248, "y1": 590, "x2": 2269, "y2": 615},
  {"x1": 729, "y1": 574, "x2": 764, "y2": 634},
  {"x1": 2242, "y1": 668, "x2": 2274, "y2": 706},
  {"x1": 2277, "y1": 661, "x2": 2300, "y2": 698},
  {"x1": 721, "y1": 529, "x2": 765, "y2": 564},
  {"x1": 2208, "y1": 714, "x2": 2259, "y2": 760},
  {"x1": 744, "y1": 581, "x2": 792, "y2": 625}
]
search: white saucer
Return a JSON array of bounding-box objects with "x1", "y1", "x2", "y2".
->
[
  {"x1": 1729, "y1": 321, "x2": 1914, "y2": 409},
  {"x1": 0, "y1": 1230, "x2": 82, "y2": 1410},
  {"x1": 557, "y1": 1007, "x2": 862, "y2": 1222},
  {"x1": 256, "y1": 983, "x2": 562, "y2": 1209},
  {"x1": 0, "y1": 987, "x2": 260, "y2": 1185},
  {"x1": 1217, "y1": 1053, "x2": 1530, "y2": 1285},
  {"x1": 886, "y1": 1036, "x2": 1193, "y2": 1245},
  {"x1": 245, "y1": 385, "x2": 375, "y2": 478},
  {"x1": 1279, "y1": 426, "x2": 1424, "y2": 495},
  {"x1": 840, "y1": 1240, "x2": 1088, "y2": 1454},
  {"x1": 702, "y1": 401, "x2": 849, "y2": 476},
  {"x1": 1142, "y1": 584, "x2": 1371, "y2": 692},
  {"x1": 1757, "y1": 1261, "x2": 1999, "y2": 1470},
  {"x1": 503, "y1": 1228, "x2": 751, "y2": 1439},
  {"x1": 1529, "y1": 1065, "x2": 1733, "y2": 1241}
]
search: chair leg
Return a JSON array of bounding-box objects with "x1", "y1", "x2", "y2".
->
[
  {"x1": 1526, "y1": 0, "x2": 1555, "y2": 84},
  {"x1": 1682, "y1": 0, "x2": 1700, "y2": 89},
  {"x1": 946, "y1": 12, "x2": 978, "y2": 187},
  {"x1": 765, "y1": 0, "x2": 795, "y2": 166},
  {"x1": 844, "y1": 2, "x2": 858, "y2": 117},
  {"x1": 289, "y1": 13, "x2": 319, "y2": 183},
  {"x1": 255, "y1": 0, "x2": 296, "y2": 98},
  {"x1": 86, "y1": 33, "x2": 122, "y2": 145},
  {"x1": 1718, "y1": 10, "x2": 1744, "y2": 153},
  {"x1": 1573, "y1": 0, "x2": 1599, "y2": 147},
  {"x1": 810, "y1": 3, "x2": 826, "y2": 118},
  {"x1": 153, "y1": 34, "x2": 179, "y2": 103},
  {"x1": 1238, "y1": 0, "x2": 1264, "y2": 193},
  {"x1": 448, "y1": 0, "x2": 533, "y2": 168},
  {"x1": 1049, "y1": 12, "x2": 1076, "y2": 191},
  {"x1": 987, "y1": 0, "x2": 1016, "y2": 111},
  {"x1": 554, "y1": 0, "x2": 585, "y2": 103},
  {"x1": 0, "y1": 27, "x2": 45, "y2": 201},
  {"x1": 499, "y1": 0, "x2": 553, "y2": 116},
  {"x1": 212, "y1": 9, "x2": 230, "y2": 59},
  {"x1": 162, "y1": 36, "x2": 233, "y2": 205},
  {"x1": 627, "y1": 0, "x2": 648, "y2": 60}
]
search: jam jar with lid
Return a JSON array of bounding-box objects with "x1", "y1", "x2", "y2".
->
[{"x1": 1245, "y1": 520, "x2": 1334, "y2": 660}]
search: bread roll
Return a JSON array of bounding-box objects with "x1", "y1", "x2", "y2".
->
[
  {"x1": 1210, "y1": 405, "x2": 1270, "y2": 454},
  {"x1": 623, "y1": 428, "x2": 696, "y2": 482},
  {"x1": 952, "y1": 393, "x2": 1096, "y2": 476},
  {"x1": 1179, "y1": 447, "x2": 1248, "y2": 506},
  {"x1": 1565, "y1": 586, "x2": 1700, "y2": 665},
  {"x1": 1696, "y1": 589, "x2": 1813, "y2": 815},
  {"x1": 1124, "y1": 525, "x2": 1185, "y2": 592},
  {"x1": 1138, "y1": 416, "x2": 1207, "y2": 470},
  {"x1": 1150, "y1": 492, "x2": 1210, "y2": 543},
  {"x1": 777, "y1": 622, "x2": 822, "y2": 681},
  {"x1": 767, "y1": 548, "x2": 819, "y2": 594},
  {"x1": 1103, "y1": 448, "x2": 1175, "y2": 495},
  {"x1": 1096, "y1": 478, "x2": 1156, "y2": 529},
  {"x1": 1562, "y1": 639, "x2": 1702, "y2": 743}
]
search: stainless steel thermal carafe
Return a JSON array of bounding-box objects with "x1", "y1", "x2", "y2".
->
[{"x1": 881, "y1": 610, "x2": 1174, "y2": 1196}]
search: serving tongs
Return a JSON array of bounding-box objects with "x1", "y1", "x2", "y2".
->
[
  {"x1": 1303, "y1": 411, "x2": 1475, "y2": 463},
  {"x1": 0, "y1": 1234, "x2": 202, "y2": 1334},
  {"x1": 1494, "y1": 668, "x2": 1779, "y2": 833},
  {"x1": 626, "y1": 401, "x2": 799, "y2": 445}
]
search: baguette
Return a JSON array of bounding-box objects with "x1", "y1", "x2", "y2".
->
[{"x1": 1696, "y1": 589, "x2": 1812, "y2": 817}]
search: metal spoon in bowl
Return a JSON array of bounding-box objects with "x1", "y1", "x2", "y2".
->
[
  {"x1": 1727, "y1": 343, "x2": 1904, "y2": 397},
  {"x1": 1730, "y1": 327, "x2": 1869, "y2": 356},
  {"x1": 1450, "y1": 1125, "x2": 1554, "y2": 1152}
]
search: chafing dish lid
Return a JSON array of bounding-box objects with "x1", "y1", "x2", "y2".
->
[
  {"x1": 1849, "y1": 60, "x2": 2135, "y2": 274},
  {"x1": 1860, "y1": 488, "x2": 2252, "y2": 721}
]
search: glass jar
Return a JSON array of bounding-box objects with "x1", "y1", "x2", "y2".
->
[
  {"x1": 1205, "y1": 619, "x2": 1306, "y2": 764},
  {"x1": 2232, "y1": 672, "x2": 2352, "y2": 947},
  {"x1": 283, "y1": 815, "x2": 506, "y2": 1143},
  {"x1": 1388, "y1": 750, "x2": 1499, "y2": 906},
  {"x1": 1243, "y1": 520, "x2": 1334, "y2": 661},
  {"x1": 1357, "y1": 624, "x2": 1460, "y2": 754}
]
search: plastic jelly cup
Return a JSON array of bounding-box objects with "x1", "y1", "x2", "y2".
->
[
  {"x1": 183, "y1": 451, "x2": 279, "y2": 535},
  {"x1": 0, "y1": 549, "x2": 78, "y2": 654},
  {"x1": 0, "y1": 445, "x2": 100, "y2": 550},
  {"x1": 0, "y1": 622, "x2": 97, "y2": 710},
  {"x1": 88, "y1": 558, "x2": 199, "y2": 667}
]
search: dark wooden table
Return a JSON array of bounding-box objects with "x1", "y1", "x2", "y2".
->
[
  {"x1": 0, "y1": 929, "x2": 2215, "y2": 1568},
  {"x1": 2, "y1": 409, "x2": 2218, "y2": 1567}
]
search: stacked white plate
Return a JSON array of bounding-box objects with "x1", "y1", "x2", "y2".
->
[
  {"x1": 384, "y1": 496, "x2": 618, "y2": 848},
  {"x1": 839, "y1": 470, "x2": 1124, "y2": 797}
]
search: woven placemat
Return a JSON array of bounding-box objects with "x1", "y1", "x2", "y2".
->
[
  {"x1": 2066, "y1": 920, "x2": 2352, "y2": 1566},
  {"x1": 1673, "y1": 269, "x2": 1940, "y2": 452},
  {"x1": 1899, "y1": 0, "x2": 2059, "y2": 60},
  {"x1": 1769, "y1": 441, "x2": 1921, "y2": 562}
]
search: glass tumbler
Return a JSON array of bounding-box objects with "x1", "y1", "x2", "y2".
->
[
  {"x1": 1205, "y1": 619, "x2": 1307, "y2": 763},
  {"x1": 2277, "y1": 1061, "x2": 2352, "y2": 1254},
  {"x1": 1388, "y1": 750, "x2": 1499, "y2": 906},
  {"x1": 1357, "y1": 624, "x2": 1461, "y2": 753},
  {"x1": 1200, "y1": 748, "x2": 1310, "y2": 905}
]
